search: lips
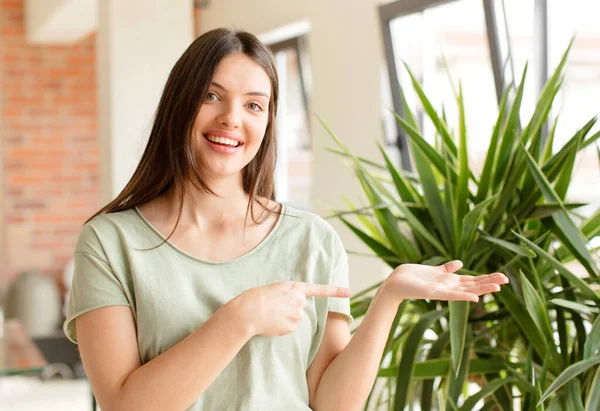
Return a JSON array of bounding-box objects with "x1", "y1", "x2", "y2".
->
[
  {"x1": 203, "y1": 134, "x2": 242, "y2": 147},
  {"x1": 202, "y1": 130, "x2": 244, "y2": 146}
]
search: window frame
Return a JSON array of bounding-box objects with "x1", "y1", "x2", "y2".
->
[{"x1": 379, "y1": 0, "x2": 549, "y2": 169}]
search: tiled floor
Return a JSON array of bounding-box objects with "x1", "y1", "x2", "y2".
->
[{"x1": 0, "y1": 377, "x2": 94, "y2": 411}]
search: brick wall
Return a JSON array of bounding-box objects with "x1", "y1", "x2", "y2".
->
[{"x1": 1, "y1": 0, "x2": 101, "y2": 293}]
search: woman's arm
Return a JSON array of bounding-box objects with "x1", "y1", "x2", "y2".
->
[
  {"x1": 76, "y1": 297, "x2": 252, "y2": 411},
  {"x1": 311, "y1": 283, "x2": 399, "y2": 411},
  {"x1": 311, "y1": 261, "x2": 508, "y2": 411},
  {"x1": 77, "y1": 280, "x2": 349, "y2": 411}
]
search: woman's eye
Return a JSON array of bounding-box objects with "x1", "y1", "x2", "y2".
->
[
  {"x1": 205, "y1": 92, "x2": 218, "y2": 101},
  {"x1": 248, "y1": 102, "x2": 262, "y2": 112}
]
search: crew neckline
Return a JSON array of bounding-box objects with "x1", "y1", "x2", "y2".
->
[{"x1": 133, "y1": 203, "x2": 288, "y2": 266}]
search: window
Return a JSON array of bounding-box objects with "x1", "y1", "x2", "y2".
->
[
  {"x1": 548, "y1": 0, "x2": 600, "y2": 216},
  {"x1": 269, "y1": 38, "x2": 313, "y2": 209},
  {"x1": 382, "y1": 0, "x2": 498, "y2": 172},
  {"x1": 381, "y1": 0, "x2": 599, "y2": 214}
]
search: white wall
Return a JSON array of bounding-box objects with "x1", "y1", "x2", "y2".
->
[
  {"x1": 199, "y1": 0, "x2": 390, "y2": 292},
  {"x1": 97, "y1": 0, "x2": 194, "y2": 200},
  {"x1": 24, "y1": 0, "x2": 97, "y2": 44}
]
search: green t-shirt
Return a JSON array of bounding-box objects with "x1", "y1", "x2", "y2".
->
[{"x1": 63, "y1": 203, "x2": 352, "y2": 410}]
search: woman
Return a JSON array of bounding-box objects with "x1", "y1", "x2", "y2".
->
[{"x1": 64, "y1": 28, "x2": 508, "y2": 411}]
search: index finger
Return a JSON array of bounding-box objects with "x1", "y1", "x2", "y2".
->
[{"x1": 298, "y1": 282, "x2": 351, "y2": 298}]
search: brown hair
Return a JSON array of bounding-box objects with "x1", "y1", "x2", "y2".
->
[{"x1": 88, "y1": 28, "x2": 280, "y2": 240}]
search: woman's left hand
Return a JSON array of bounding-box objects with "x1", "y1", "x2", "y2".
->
[{"x1": 381, "y1": 260, "x2": 509, "y2": 304}]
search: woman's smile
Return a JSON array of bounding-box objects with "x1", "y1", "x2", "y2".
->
[{"x1": 203, "y1": 133, "x2": 244, "y2": 154}]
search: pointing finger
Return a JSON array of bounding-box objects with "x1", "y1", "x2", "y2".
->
[{"x1": 298, "y1": 283, "x2": 352, "y2": 298}]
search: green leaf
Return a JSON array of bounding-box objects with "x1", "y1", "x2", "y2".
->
[
  {"x1": 379, "y1": 358, "x2": 522, "y2": 378},
  {"x1": 443, "y1": 151, "x2": 460, "y2": 255},
  {"x1": 540, "y1": 351, "x2": 551, "y2": 396},
  {"x1": 554, "y1": 126, "x2": 584, "y2": 200},
  {"x1": 495, "y1": 288, "x2": 560, "y2": 372},
  {"x1": 392, "y1": 112, "x2": 456, "y2": 183},
  {"x1": 338, "y1": 216, "x2": 398, "y2": 269},
  {"x1": 377, "y1": 143, "x2": 417, "y2": 203},
  {"x1": 519, "y1": 270, "x2": 554, "y2": 344},
  {"x1": 542, "y1": 114, "x2": 559, "y2": 162},
  {"x1": 549, "y1": 298, "x2": 599, "y2": 314},
  {"x1": 492, "y1": 64, "x2": 527, "y2": 191},
  {"x1": 547, "y1": 394, "x2": 566, "y2": 411},
  {"x1": 449, "y1": 301, "x2": 469, "y2": 373},
  {"x1": 421, "y1": 331, "x2": 449, "y2": 411},
  {"x1": 522, "y1": 202, "x2": 587, "y2": 221},
  {"x1": 455, "y1": 83, "x2": 469, "y2": 222},
  {"x1": 460, "y1": 196, "x2": 498, "y2": 260},
  {"x1": 581, "y1": 208, "x2": 600, "y2": 240},
  {"x1": 538, "y1": 355, "x2": 600, "y2": 405},
  {"x1": 387, "y1": 301, "x2": 408, "y2": 348},
  {"x1": 581, "y1": 128, "x2": 600, "y2": 149},
  {"x1": 325, "y1": 147, "x2": 387, "y2": 170},
  {"x1": 447, "y1": 341, "x2": 470, "y2": 408},
  {"x1": 557, "y1": 307, "x2": 569, "y2": 365},
  {"x1": 406, "y1": 128, "x2": 454, "y2": 249},
  {"x1": 585, "y1": 366, "x2": 600, "y2": 411},
  {"x1": 397, "y1": 75, "x2": 420, "y2": 131},
  {"x1": 476, "y1": 87, "x2": 509, "y2": 203},
  {"x1": 447, "y1": 397, "x2": 460, "y2": 411},
  {"x1": 481, "y1": 234, "x2": 536, "y2": 257},
  {"x1": 541, "y1": 117, "x2": 597, "y2": 184},
  {"x1": 584, "y1": 315, "x2": 600, "y2": 359},
  {"x1": 459, "y1": 377, "x2": 518, "y2": 411},
  {"x1": 561, "y1": 274, "x2": 587, "y2": 363},
  {"x1": 322, "y1": 118, "x2": 425, "y2": 261},
  {"x1": 393, "y1": 309, "x2": 446, "y2": 410},
  {"x1": 520, "y1": 143, "x2": 599, "y2": 278},
  {"x1": 355, "y1": 169, "x2": 418, "y2": 260},
  {"x1": 566, "y1": 379, "x2": 585, "y2": 411},
  {"x1": 339, "y1": 198, "x2": 385, "y2": 244},
  {"x1": 371, "y1": 175, "x2": 448, "y2": 256},
  {"x1": 512, "y1": 231, "x2": 599, "y2": 302},
  {"x1": 325, "y1": 123, "x2": 420, "y2": 261},
  {"x1": 402, "y1": 62, "x2": 458, "y2": 159}
]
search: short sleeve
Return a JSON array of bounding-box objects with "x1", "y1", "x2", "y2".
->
[
  {"x1": 327, "y1": 231, "x2": 353, "y2": 325},
  {"x1": 63, "y1": 223, "x2": 131, "y2": 344}
]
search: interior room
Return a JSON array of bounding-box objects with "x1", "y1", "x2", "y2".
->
[{"x1": 1, "y1": 0, "x2": 599, "y2": 410}]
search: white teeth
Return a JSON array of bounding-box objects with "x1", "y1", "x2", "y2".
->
[{"x1": 206, "y1": 135, "x2": 239, "y2": 147}]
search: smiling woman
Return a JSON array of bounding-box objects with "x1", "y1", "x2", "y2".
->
[
  {"x1": 193, "y1": 53, "x2": 271, "y2": 175},
  {"x1": 62, "y1": 28, "x2": 508, "y2": 411},
  {"x1": 88, "y1": 29, "x2": 280, "y2": 229}
]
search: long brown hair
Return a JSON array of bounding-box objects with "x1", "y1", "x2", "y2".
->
[{"x1": 88, "y1": 28, "x2": 280, "y2": 239}]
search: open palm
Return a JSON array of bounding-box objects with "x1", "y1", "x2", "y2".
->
[{"x1": 384, "y1": 260, "x2": 509, "y2": 303}]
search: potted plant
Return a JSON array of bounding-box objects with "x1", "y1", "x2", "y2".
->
[{"x1": 324, "y1": 43, "x2": 600, "y2": 410}]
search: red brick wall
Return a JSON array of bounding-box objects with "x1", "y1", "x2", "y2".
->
[{"x1": 1, "y1": 0, "x2": 101, "y2": 292}]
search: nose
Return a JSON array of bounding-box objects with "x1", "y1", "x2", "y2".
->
[{"x1": 216, "y1": 102, "x2": 242, "y2": 129}]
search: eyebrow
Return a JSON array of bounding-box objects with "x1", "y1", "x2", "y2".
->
[{"x1": 210, "y1": 81, "x2": 270, "y2": 99}]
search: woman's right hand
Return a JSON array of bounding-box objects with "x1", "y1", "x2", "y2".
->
[{"x1": 234, "y1": 281, "x2": 351, "y2": 337}]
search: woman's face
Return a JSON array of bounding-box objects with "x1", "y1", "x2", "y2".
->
[{"x1": 191, "y1": 52, "x2": 272, "y2": 180}]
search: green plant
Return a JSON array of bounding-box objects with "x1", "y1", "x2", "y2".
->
[{"x1": 324, "y1": 42, "x2": 600, "y2": 410}]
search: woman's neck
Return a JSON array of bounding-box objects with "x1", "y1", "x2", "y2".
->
[{"x1": 160, "y1": 180, "x2": 250, "y2": 228}]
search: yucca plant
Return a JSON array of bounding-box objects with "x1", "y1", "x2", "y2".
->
[{"x1": 323, "y1": 42, "x2": 600, "y2": 410}]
